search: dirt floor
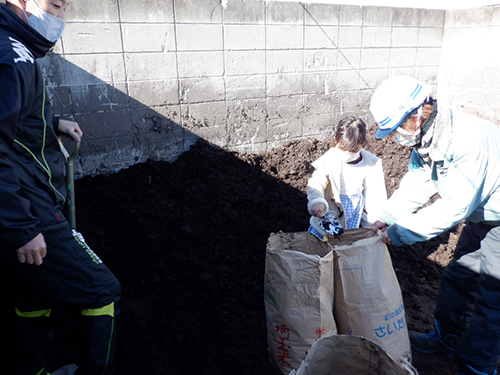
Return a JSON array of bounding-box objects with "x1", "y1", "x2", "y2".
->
[{"x1": 1, "y1": 126, "x2": 463, "y2": 374}]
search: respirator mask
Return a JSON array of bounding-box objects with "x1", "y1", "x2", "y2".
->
[
  {"x1": 23, "y1": 0, "x2": 66, "y2": 42},
  {"x1": 394, "y1": 106, "x2": 423, "y2": 147}
]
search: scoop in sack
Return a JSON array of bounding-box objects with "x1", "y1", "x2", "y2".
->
[
  {"x1": 319, "y1": 213, "x2": 344, "y2": 237},
  {"x1": 309, "y1": 210, "x2": 344, "y2": 239}
]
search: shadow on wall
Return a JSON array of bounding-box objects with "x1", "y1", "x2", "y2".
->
[{"x1": 40, "y1": 53, "x2": 200, "y2": 178}]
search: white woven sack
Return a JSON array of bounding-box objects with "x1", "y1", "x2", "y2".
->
[{"x1": 290, "y1": 335, "x2": 417, "y2": 375}]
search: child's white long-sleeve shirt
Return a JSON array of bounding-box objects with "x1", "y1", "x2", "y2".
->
[{"x1": 307, "y1": 147, "x2": 387, "y2": 228}]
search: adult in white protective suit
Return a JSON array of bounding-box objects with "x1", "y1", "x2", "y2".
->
[{"x1": 370, "y1": 76, "x2": 500, "y2": 375}]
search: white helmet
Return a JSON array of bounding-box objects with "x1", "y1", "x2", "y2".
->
[{"x1": 370, "y1": 76, "x2": 431, "y2": 139}]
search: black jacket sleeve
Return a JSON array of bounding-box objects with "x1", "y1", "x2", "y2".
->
[{"x1": 0, "y1": 62, "x2": 41, "y2": 251}]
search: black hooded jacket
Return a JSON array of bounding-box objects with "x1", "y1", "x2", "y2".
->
[{"x1": 0, "y1": 3, "x2": 68, "y2": 251}]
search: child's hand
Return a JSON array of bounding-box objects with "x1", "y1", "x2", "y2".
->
[{"x1": 311, "y1": 203, "x2": 325, "y2": 217}]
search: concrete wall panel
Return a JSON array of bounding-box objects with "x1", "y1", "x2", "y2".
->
[
  {"x1": 75, "y1": 110, "x2": 133, "y2": 140},
  {"x1": 127, "y1": 80, "x2": 179, "y2": 107},
  {"x1": 360, "y1": 48, "x2": 390, "y2": 69},
  {"x1": 67, "y1": 83, "x2": 129, "y2": 114},
  {"x1": 175, "y1": 24, "x2": 223, "y2": 51},
  {"x1": 362, "y1": 26, "x2": 391, "y2": 47},
  {"x1": 391, "y1": 27, "x2": 419, "y2": 47},
  {"x1": 393, "y1": 8, "x2": 421, "y2": 27},
  {"x1": 418, "y1": 27, "x2": 444, "y2": 47},
  {"x1": 266, "y1": 2, "x2": 304, "y2": 24},
  {"x1": 304, "y1": 25, "x2": 339, "y2": 49},
  {"x1": 178, "y1": 77, "x2": 226, "y2": 103},
  {"x1": 389, "y1": 48, "x2": 417, "y2": 67},
  {"x1": 363, "y1": 6, "x2": 393, "y2": 26},
  {"x1": 266, "y1": 50, "x2": 304, "y2": 73},
  {"x1": 177, "y1": 51, "x2": 224, "y2": 77},
  {"x1": 62, "y1": 23, "x2": 122, "y2": 54},
  {"x1": 304, "y1": 50, "x2": 338, "y2": 72},
  {"x1": 225, "y1": 51, "x2": 266, "y2": 76},
  {"x1": 119, "y1": 0, "x2": 174, "y2": 23},
  {"x1": 267, "y1": 95, "x2": 304, "y2": 120},
  {"x1": 125, "y1": 53, "x2": 178, "y2": 81},
  {"x1": 338, "y1": 26, "x2": 362, "y2": 48},
  {"x1": 225, "y1": 75, "x2": 266, "y2": 100},
  {"x1": 122, "y1": 24, "x2": 175, "y2": 52},
  {"x1": 174, "y1": 0, "x2": 222, "y2": 23},
  {"x1": 339, "y1": 5, "x2": 364, "y2": 26},
  {"x1": 226, "y1": 100, "x2": 268, "y2": 145},
  {"x1": 337, "y1": 48, "x2": 361, "y2": 69},
  {"x1": 223, "y1": 1, "x2": 266, "y2": 24},
  {"x1": 223, "y1": 25, "x2": 266, "y2": 50},
  {"x1": 266, "y1": 25, "x2": 304, "y2": 49},
  {"x1": 302, "y1": 112, "x2": 336, "y2": 138},
  {"x1": 420, "y1": 9, "x2": 445, "y2": 27},
  {"x1": 67, "y1": 0, "x2": 120, "y2": 22},
  {"x1": 64, "y1": 54, "x2": 126, "y2": 84},
  {"x1": 304, "y1": 4, "x2": 339, "y2": 26},
  {"x1": 266, "y1": 73, "x2": 303, "y2": 96},
  {"x1": 303, "y1": 72, "x2": 337, "y2": 95},
  {"x1": 416, "y1": 47, "x2": 441, "y2": 66}
]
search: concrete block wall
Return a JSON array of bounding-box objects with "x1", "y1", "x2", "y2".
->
[
  {"x1": 41, "y1": 0, "x2": 448, "y2": 176},
  {"x1": 38, "y1": 1, "x2": 447, "y2": 175}
]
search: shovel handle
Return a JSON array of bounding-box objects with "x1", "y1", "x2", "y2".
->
[{"x1": 58, "y1": 136, "x2": 80, "y2": 229}]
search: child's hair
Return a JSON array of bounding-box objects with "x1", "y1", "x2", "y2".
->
[{"x1": 331, "y1": 117, "x2": 367, "y2": 152}]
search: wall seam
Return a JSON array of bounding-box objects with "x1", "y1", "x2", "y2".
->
[
  {"x1": 221, "y1": 2, "x2": 228, "y2": 145},
  {"x1": 116, "y1": 0, "x2": 130, "y2": 100},
  {"x1": 264, "y1": 1, "x2": 269, "y2": 151},
  {"x1": 172, "y1": 0, "x2": 182, "y2": 127}
]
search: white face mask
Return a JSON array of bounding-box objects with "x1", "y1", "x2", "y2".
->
[
  {"x1": 394, "y1": 126, "x2": 421, "y2": 147},
  {"x1": 394, "y1": 106, "x2": 424, "y2": 147},
  {"x1": 23, "y1": 0, "x2": 66, "y2": 42}
]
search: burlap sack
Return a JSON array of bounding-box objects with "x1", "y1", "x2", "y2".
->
[
  {"x1": 329, "y1": 228, "x2": 411, "y2": 363},
  {"x1": 264, "y1": 231, "x2": 338, "y2": 375}
]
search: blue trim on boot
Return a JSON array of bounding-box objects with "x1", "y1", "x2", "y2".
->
[
  {"x1": 434, "y1": 320, "x2": 458, "y2": 357},
  {"x1": 409, "y1": 321, "x2": 458, "y2": 358},
  {"x1": 460, "y1": 364, "x2": 497, "y2": 375}
]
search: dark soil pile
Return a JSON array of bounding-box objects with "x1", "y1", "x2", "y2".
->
[{"x1": 1, "y1": 129, "x2": 462, "y2": 374}]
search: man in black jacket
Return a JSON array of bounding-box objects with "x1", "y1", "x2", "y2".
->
[{"x1": 0, "y1": 1, "x2": 121, "y2": 374}]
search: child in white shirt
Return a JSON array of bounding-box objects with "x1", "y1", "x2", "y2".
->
[{"x1": 307, "y1": 117, "x2": 387, "y2": 238}]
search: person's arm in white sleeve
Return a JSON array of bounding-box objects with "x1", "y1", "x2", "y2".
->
[
  {"x1": 307, "y1": 163, "x2": 330, "y2": 217},
  {"x1": 380, "y1": 149, "x2": 438, "y2": 226},
  {"x1": 387, "y1": 147, "x2": 487, "y2": 245}
]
